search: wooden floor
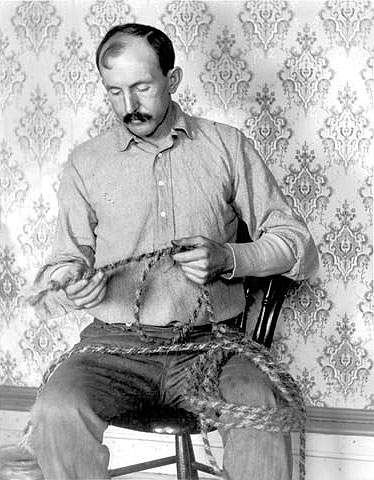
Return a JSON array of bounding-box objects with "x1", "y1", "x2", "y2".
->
[
  {"x1": 2, "y1": 410, "x2": 374, "y2": 480},
  {"x1": 0, "y1": 410, "x2": 179, "y2": 479}
]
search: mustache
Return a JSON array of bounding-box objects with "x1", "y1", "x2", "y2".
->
[{"x1": 123, "y1": 112, "x2": 152, "y2": 123}]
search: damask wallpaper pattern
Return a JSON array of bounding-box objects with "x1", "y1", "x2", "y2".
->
[{"x1": 0, "y1": 0, "x2": 373, "y2": 409}]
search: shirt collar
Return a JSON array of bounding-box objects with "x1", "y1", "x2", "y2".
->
[
  {"x1": 117, "y1": 124, "x2": 137, "y2": 152},
  {"x1": 170, "y1": 101, "x2": 193, "y2": 140},
  {"x1": 116, "y1": 101, "x2": 193, "y2": 152}
]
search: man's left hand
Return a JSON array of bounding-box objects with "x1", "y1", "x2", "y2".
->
[{"x1": 172, "y1": 236, "x2": 234, "y2": 285}]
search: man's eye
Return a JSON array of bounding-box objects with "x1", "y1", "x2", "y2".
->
[
  {"x1": 136, "y1": 85, "x2": 150, "y2": 92},
  {"x1": 110, "y1": 89, "x2": 121, "y2": 96}
]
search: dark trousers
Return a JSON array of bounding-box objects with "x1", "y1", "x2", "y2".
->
[{"x1": 30, "y1": 319, "x2": 292, "y2": 479}]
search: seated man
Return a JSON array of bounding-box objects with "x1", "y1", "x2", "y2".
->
[{"x1": 28, "y1": 23, "x2": 319, "y2": 480}]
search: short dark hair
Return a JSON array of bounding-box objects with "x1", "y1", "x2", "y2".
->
[{"x1": 96, "y1": 23, "x2": 175, "y2": 76}]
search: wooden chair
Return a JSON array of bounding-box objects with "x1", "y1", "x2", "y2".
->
[{"x1": 108, "y1": 273, "x2": 293, "y2": 479}]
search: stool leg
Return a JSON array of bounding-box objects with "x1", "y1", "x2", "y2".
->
[{"x1": 175, "y1": 433, "x2": 199, "y2": 480}]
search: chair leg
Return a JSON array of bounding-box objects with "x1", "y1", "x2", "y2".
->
[{"x1": 175, "y1": 433, "x2": 199, "y2": 480}]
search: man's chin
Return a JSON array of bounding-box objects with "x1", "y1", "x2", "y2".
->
[{"x1": 126, "y1": 122, "x2": 155, "y2": 138}]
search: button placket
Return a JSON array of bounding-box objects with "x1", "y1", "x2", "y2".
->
[{"x1": 154, "y1": 149, "x2": 174, "y2": 242}]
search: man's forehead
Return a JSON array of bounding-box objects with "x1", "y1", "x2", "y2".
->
[
  {"x1": 100, "y1": 40, "x2": 164, "y2": 86},
  {"x1": 104, "y1": 32, "x2": 139, "y2": 47},
  {"x1": 99, "y1": 34, "x2": 164, "y2": 79},
  {"x1": 101, "y1": 34, "x2": 156, "y2": 63}
]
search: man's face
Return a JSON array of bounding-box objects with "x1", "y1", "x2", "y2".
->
[{"x1": 99, "y1": 36, "x2": 173, "y2": 139}]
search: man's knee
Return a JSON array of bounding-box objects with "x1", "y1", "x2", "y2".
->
[
  {"x1": 219, "y1": 355, "x2": 277, "y2": 407},
  {"x1": 31, "y1": 385, "x2": 86, "y2": 442},
  {"x1": 30, "y1": 359, "x2": 90, "y2": 438}
]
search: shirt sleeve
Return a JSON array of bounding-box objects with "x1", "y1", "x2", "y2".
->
[
  {"x1": 53, "y1": 159, "x2": 98, "y2": 258},
  {"x1": 32, "y1": 157, "x2": 98, "y2": 298},
  {"x1": 229, "y1": 131, "x2": 319, "y2": 281}
]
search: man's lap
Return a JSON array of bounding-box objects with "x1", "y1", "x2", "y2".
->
[{"x1": 35, "y1": 340, "x2": 277, "y2": 426}]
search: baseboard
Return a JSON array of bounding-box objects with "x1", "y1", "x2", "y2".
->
[
  {"x1": 0, "y1": 385, "x2": 38, "y2": 412},
  {"x1": 306, "y1": 406, "x2": 374, "y2": 436},
  {"x1": 1, "y1": 385, "x2": 374, "y2": 437}
]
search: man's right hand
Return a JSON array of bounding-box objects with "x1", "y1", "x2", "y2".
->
[{"x1": 51, "y1": 264, "x2": 108, "y2": 309}]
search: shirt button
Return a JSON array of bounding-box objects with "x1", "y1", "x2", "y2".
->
[
  {"x1": 157, "y1": 153, "x2": 163, "y2": 159},
  {"x1": 160, "y1": 211, "x2": 166, "y2": 218},
  {"x1": 158, "y1": 180, "x2": 165, "y2": 186}
]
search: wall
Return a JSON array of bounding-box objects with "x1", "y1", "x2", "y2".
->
[{"x1": 0, "y1": 0, "x2": 373, "y2": 410}]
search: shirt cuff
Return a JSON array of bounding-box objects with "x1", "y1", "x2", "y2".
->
[{"x1": 220, "y1": 243, "x2": 237, "y2": 280}]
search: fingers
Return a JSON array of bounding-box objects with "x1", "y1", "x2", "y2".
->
[
  {"x1": 64, "y1": 277, "x2": 91, "y2": 296},
  {"x1": 172, "y1": 236, "x2": 232, "y2": 285},
  {"x1": 173, "y1": 248, "x2": 209, "y2": 264},
  {"x1": 172, "y1": 237, "x2": 212, "y2": 285},
  {"x1": 50, "y1": 263, "x2": 86, "y2": 287},
  {"x1": 172, "y1": 236, "x2": 206, "y2": 248},
  {"x1": 79, "y1": 283, "x2": 107, "y2": 309},
  {"x1": 179, "y1": 265, "x2": 209, "y2": 285},
  {"x1": 65, "y1": 271, "x2": 107, "y2": 308},
  {"x1": 172, "y1": 236, "x2": 209, "y2": 263},
  {"x1": 66, "y1": 270, "x2": 103, "y2": 297}
]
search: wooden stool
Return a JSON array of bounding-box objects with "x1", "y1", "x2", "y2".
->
[{"x1": 109, "y1": 406, "x2": 215, "y2": 479}]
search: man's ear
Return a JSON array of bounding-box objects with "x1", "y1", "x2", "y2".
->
[{"x1": 168, "y1": 66, "x2": 183, "y2": 94}]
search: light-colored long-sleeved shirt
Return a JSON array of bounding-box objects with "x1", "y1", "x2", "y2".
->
[{"x1": 43, "y1": 101, "x2": 319, "y2": 326}]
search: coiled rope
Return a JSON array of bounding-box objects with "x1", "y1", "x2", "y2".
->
[{"x1": 26, "y1": 246, "x2": 306, "y2": 479}]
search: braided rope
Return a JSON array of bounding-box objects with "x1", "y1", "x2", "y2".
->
[
  {"x1": 28, "y1": 246, "x2": 186, "y2": 311},
  {"x1": 28, "y1": 246, "x2": 306, "y2": 480}
]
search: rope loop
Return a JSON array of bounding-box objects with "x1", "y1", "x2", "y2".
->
[{"x1": 27, "y1": 246, "x2": 306, "y2": 480}]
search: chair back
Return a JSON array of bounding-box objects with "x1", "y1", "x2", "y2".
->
[{"x1": 251, "y1": 275, "x2": 292, "y2": 347}]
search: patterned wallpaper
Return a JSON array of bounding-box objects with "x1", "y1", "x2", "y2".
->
[{"x1": 0, "y1": 0, "x2": 373, "y2": 410}]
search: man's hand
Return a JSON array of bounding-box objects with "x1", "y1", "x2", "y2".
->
[
  {"x1": 51, "y1": 264, "x2": 108, "y2": 309},
  {"x1": 172, "y1": 236, "x2": 234, "y2": 285}
]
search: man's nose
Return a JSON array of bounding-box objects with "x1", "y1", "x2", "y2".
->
[{"x1": 123, "y1": 91, "x2": 138, "y2": 114}]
